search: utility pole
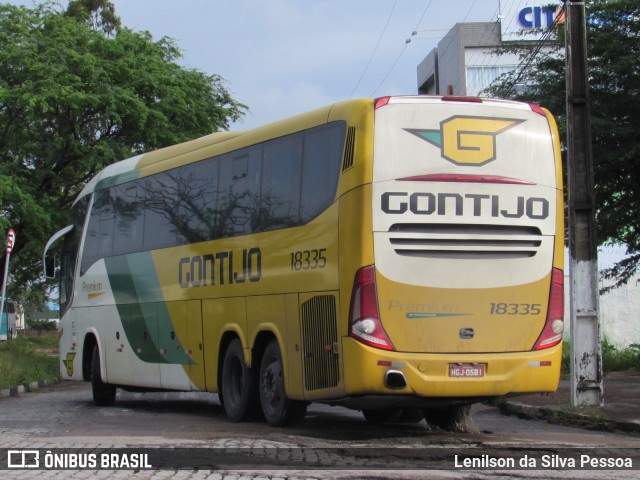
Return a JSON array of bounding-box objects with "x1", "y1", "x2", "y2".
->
[
  {"x1": 565, "y1": 0, "x2": 603, "y2": 406},
  {"x1": 1, "y1": 228, "x2": 16, "y2": 340}
]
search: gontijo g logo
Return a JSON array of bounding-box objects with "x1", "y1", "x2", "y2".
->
[{"x1": 405, "y1": 116, "x2": 524, "y2": 166}]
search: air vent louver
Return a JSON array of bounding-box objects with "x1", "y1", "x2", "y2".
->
[
  {"x1": 301, "y1": 295, "x2": 339, "y2": 391},
  {"x1": 341, "y1": 127, "x2": 356, "y2": 172},
  {"x1": 388, "y1": 224, "x2": 542, "y2": 259}
]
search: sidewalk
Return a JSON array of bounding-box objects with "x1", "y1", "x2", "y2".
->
[
  {"x1": 0, "y1": 378, "x2": 58, "y2": 399},
  {"x1": 499, "y1": 369, "x2": 640, "y2": 434}
]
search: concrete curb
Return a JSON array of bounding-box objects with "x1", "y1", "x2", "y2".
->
[
  {"x1": 496, "y1": 400, "x2": 640, "y2": 435},
  {"x1": 0, "y1": 378, "x2": 60, "y2": 399}
]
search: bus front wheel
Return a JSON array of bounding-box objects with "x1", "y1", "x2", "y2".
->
[
  {"x1": 91, "y1": 345, "x2": 116, "y2": 406},
  {"x1": 221, "y1": 338, "x2": 257, "y2": 422},
  {"x1": 259, "y1": 340, "x2": 307, "y2": 427}
]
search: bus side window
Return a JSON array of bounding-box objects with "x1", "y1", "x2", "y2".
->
[
  {"x1": 219, "y1": 146, "x2": 263, "y2": 237},
  {"x1": 177, "y1": 158, "x2": 220, "y2": 242},
  {"x1": 300, "y1": 122, "x2": 345, "y2": 223},
  {"x1": 261, "y1": 132, "x2": 304, "y2": 231},
  {"x1": 45, "y1": 251, "x2": 56, "y2": 279},
  {"x1": 143, "y1": 173, "x2": 180, "y2": 250},
  {"x1": 113, "y1": 183, "x2": 145, "y2": 256},
  {"x1": 82, "y1": 189, "x2": 116, "y2": 274}
]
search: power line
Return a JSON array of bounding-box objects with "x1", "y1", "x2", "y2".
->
[
  {"x1": 348, "y1": 0, "x2": 398, "y2": 99},
  {"x1": 498, "y1": 4, "x2": 565, "y2": 95},
  {"x1": 370, "y1": 0, "x2": 435, "y2": 97},
  {"x1": 413, "y1": 0, "x2": 480, "y2": 95},
  {"x1": 450, "y1": 1, "x2": 503, "y2": 95}
]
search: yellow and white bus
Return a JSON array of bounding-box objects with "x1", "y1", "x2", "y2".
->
[{"x1": 44, "y1": 96, "x2": 564, "y2": 427}]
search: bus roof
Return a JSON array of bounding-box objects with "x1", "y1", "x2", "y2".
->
[
  {"x1": 74, "y1": 101, "x2": 349, "y2": 203},
  {"x1": 74, "y1": 96, "x2": 544, "y2": 205}
]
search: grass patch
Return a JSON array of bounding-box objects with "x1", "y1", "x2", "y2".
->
[
  {"x1": 561, "y1": 339, "x2": 640, "y2": 378},
  {"x1": 602, "y1": 340, "x2": 640, "y2": 372},
  {"x1": 0, "y1": 334, "x2": 60, "y2": 389}
]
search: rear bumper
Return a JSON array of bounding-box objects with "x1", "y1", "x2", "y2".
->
[{"x1": 342, "y1": 337, "x2": 562, "y2": 400}]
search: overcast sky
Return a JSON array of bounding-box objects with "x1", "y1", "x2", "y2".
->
[{"x1": 8, "y1": 0, "x2": 498, "y2": 129}]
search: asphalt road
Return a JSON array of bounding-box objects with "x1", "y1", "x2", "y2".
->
[{"x1": 1, "y1": 381, "x2": 639, "y2": 479}]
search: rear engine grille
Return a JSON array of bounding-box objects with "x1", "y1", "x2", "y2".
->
[
  {"x1": 301, "y1": 295, "x2": 339, "y2": 391},
  {"x1": 388, "y1": 223, "x2": 542, "y2": 259}
]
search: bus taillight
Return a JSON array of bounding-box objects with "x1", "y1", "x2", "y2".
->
[
  {"x1": 529, "y1": 103, "x2": 547, "y2": 116},
  {"x1": 533, "y1": 268, "x2": 564, "y2": 350},
  {"x1": 349, "y1": 266, "x2": 395, "y2": 351},
  {"x1": 374, "y1": 97, "x2": 391, "y2": 109}
]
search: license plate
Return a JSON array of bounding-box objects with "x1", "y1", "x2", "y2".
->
[{"x1": 449, "y1": 363, "x2": 486, "y2": 378}]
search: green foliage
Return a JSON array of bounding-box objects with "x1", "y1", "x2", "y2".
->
[
  {"x1": 561, "y1": 339, "x2": 571, "y2": 378},
  {"x1": 485, "y1": 0, "x2": 640, "y2": 290},
  {"x1": 602, "y1": 340, "x2": 640, "y2": 372},
  {"x1": 0, "y1": 334, "x2": 59, "y2": 388},
  {"x1": 561, "y1": 339, "x2": 640, "y2": 378},
  {"x1": 64, "y1": 0, "x2": 121, "y2": 34},
  {"x1": 28, "y1": 319, "x2": 58, "y2": 333},
  {"x1": 0, "y1": 1, "x2": 246, "y2": 303}
]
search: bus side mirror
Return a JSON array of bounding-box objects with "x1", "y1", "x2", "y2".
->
[{"x1": 44, "y1": 252, "x2": 56, "y2": 279}]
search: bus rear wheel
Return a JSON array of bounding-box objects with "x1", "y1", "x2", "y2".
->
[
  {"x1": 361, "y1": 407, "x2": 403, "y2": 424},
  {"x1": 398, "y1": 408, "x2": 425, "y2": 423},
  {"x1": 422, "y1": 404, "x2": 475, "y2": 432},
  {"x1": 259, "y1": 340, "x2": 307, "y2": 427},
  {"x1": 91, "y1": 345, "x2": 116, "y2": 406},
  {"x1": 221, "y1": 338, "x2": 257, "y2": 422}
]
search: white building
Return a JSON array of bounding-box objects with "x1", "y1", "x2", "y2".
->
[
  {"x1": 583, "y1": 247, "x2": 640, "y2": 348},
  {"x1": 417, "y1": 0, "x2": 561, "y2": 96}
]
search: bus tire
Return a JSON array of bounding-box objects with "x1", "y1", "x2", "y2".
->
[
  {"x1": 91, "y1": 345, "x2": 116, "y2": 406},
  {"x1": 422, "y1": 404, "x2": 475, "y2": 432},
  {"x1": 361, "y1": 407, "x2": 403, "y2": 424},
  {"x1": 397, "y1": 407, "x2": 425, "y2": 423},
  {"x1": 221, "y1": 338, "x2": 256, "y2": 422},
  {"x1": 259, "y1": 340, "x2": 307, "y2": 427}
]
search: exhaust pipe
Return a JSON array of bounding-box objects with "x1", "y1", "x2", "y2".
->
[{"x1": 384, "y1": 370, "x2": 407, "y2": 390}]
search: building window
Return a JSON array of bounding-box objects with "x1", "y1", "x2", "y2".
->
[{"x1": 466, "y1": 65, "x2": 517, "y2": 96}]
